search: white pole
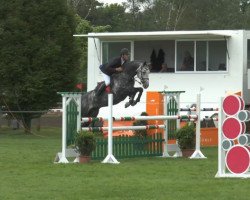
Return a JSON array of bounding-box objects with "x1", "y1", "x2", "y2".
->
[
  {"x1": 76, "y1": 95, "x2": 81, "y2": 132},
  {"x1": 74, "y1": 95, "x2": 82, "y2": 163},
  {"x1": 190, "y1": 93, "x2": 206, "y2": 159},
  {"x1": 108, "y1": 94, "x2": 113, "y2": 155},
  {"x1": 176, "y1": 93, "x2": 181, "y2": 129},
  {"x1": 102, "y1": 94, "x2": 119, "y2": 164},
  {"x1": 215, "y1": 97, "x2": 226, "y2": 177},
  {"x1": 59, "y1": 95, "x2": 69, "y2": 163},
  {"x1": 162, "y1": 94, "x2": 171, "y2": 157}
]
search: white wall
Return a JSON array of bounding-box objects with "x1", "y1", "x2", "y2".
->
[
  {"x1": 87, "y1": 30, "x2": 247, "y2": 117},
  {"x1": 87, "y1": 38, "x2": 102, "y2": 90}
]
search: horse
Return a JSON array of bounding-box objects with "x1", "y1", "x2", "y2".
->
[{"x1": 81, "y1": 60, "x2": 150, "y2": 120}]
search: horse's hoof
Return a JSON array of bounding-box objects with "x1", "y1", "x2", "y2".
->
[
  {"x1": 125, "y1": 102, "x2": 130, "y2": 108},
  {"x1": 131, "y1": 102, "x2": 137, "y2": 106}
]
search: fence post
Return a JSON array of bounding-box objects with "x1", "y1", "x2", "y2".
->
[
  {"x1": 102, "y1": 94, "x2": 120, "y2": 164},
  {"x1": 58, "y1": 95, "x2": 69, "y2": 163},
  {"x1": 190, "y1": 93, "x2": 207, "y2": 159}
]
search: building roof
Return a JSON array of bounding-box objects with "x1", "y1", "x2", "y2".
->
[{"x1": 74, "y1": 30, "x2": 235, "y2": 41}]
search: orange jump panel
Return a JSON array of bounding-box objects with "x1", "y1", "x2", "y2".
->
[
  {"x1": 201, "y1": 128, "x2": 218, "y2": 147},
  {"x1": 103, "y1": 121, "x2": 134, "y2": 137},
  {"x1": 146, "y1": 91, "x2": 164, "y2": 135}
]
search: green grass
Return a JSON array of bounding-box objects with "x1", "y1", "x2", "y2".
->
[{"x1": 0, "y1": 127, "x2": 249, "y2": 200}]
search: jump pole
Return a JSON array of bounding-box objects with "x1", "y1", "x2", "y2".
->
[
  {"x1": 190, "y1": 93, "x2": 207, "y2": 159},
  {"x1": 58, "y1": 95, "x2": 69, "y2": 163},
  {"x1": 102, "y1": 94, "x2": 120, "y2": 164},
  {"x1": 162, "y1": 94, "x2": 171, "y2": 157}
]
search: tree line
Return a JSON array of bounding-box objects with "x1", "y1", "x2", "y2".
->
[
  {"x1": 1, "y1": 0, "x2": 250, "y2": 132},
  {"x1": 72, "y1": 0, "x2": 250, "y2": 32}
]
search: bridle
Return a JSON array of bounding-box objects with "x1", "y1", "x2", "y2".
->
[{"x1": 135, "y1": 63, "x2": 149, "y2": 85}]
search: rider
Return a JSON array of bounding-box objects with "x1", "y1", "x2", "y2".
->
[{"x1": 99, "y1": 48, "x2": 130, "y2": 93}]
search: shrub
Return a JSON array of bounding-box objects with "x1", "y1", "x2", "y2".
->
[
  {"x1": 175, "y1": 123, "x2": 195, "y2": 150},
  {"x1": 133, "y1": 112, "x2": 148, "y2": 138},
  {"x1": 75, "y1": 131, "x2": 96, "y2": 156}
]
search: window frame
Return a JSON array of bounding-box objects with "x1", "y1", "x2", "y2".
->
[
  {"x1": 100, "y1": 40, "x2": 134, "y2": 64},
  {"x1": 175, "y1": 39, "x2": 228, "y2": 74}
]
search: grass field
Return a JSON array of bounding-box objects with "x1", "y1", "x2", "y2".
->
[{"x1": 0, "y1": 127, "x2": 249, "y2": 200}]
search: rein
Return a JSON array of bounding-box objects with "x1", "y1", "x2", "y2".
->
[{"x1": 135, "y1": 63, "x2": 144, "y2": 85}]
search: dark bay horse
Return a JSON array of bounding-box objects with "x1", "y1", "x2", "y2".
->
[{"x1": 81, "y1": 61, "x2": 150, "y2": 119}]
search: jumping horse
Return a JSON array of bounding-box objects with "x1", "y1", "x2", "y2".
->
[{"x1": 81, "y1": 60, "x2": 150, "y2": 119}]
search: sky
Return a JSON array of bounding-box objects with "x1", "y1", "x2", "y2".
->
[{"x1": 99, "y1": 0, "x2": 126, "y2": 5}]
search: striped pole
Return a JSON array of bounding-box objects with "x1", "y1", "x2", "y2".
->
[
  {"x1": 82, "y1": 124, "x2": 166, "y2": 132},
  {"x1": 81, "y1": 115, "x2": 198, "y2": 123},
  {"x1": 179, "y1": 108, "x2": 219, "y2": 111}
]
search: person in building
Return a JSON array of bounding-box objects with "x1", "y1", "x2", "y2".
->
[
  {"x1": 181, "y1": 51, "x2": 194, "y2": 71},
  {"x1": 99, "y1": 48, "x2": 130, "y2": 93}
]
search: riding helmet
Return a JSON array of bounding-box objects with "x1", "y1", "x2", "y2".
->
[{"x1": 120, "y1": 48, "x2": 129, "y2": 55}]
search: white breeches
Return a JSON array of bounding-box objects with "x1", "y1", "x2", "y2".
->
[{"x1": 101, "y1": 72, "x2": 110, "y2": 86}]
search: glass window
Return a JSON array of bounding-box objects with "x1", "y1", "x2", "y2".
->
[
  {"x1": 176, "y1": 40, "x2": 227, "y2": 72},
  {"x1": 134, "y1": 40, "x2": 175, "y2": 73},
  {"x1": 176, "y1": 41, "x2": 194, "y2": 71},
  {"x1": 196, "y1": 41, "x2": 207, "y2": 71},
  {"x1": 247, "y1": 40, "x2": 250, "y2": 69},
  {"x1": 208, "y1": 41, "x2": 227, "y2": 71},
  {"x1": 102, "y1": 42, "x2": 131, "y2": 63}
]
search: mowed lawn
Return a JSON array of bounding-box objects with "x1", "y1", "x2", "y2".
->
[{"x1": 0, "y1": 127, "x2": 249, "y2": 200}]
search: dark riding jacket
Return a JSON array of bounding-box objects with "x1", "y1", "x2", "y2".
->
[{"x1": 100, "y1": 57, "x2": 126, "y2": 76}]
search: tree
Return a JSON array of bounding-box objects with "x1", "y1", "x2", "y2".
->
[
  {"x1": 91, "y1": 4, "x2": 129, "y2": 32},
  {"x1": 0, "y1": 0, "x2": 80, "y2": 133},
  {"x1": 74, "y1": 14, "x2": 111, "y2": 88},
  {"x1": 68, "y1": 0, "x2": 102, "y2": 20},
  {"x1": 177, "y1": 0, "x2": 248, "y2": 30}
]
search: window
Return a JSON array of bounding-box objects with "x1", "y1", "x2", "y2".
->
[
  {"x1": 208, "y1": 41, "x2": 227, "y2": 71},
  {"x1": 176, "y1": 41, "x2": 194, "y2": 71},
  {"x1": 134, "y1": 40, "x2": 175, "y2": 73},
  {"x1": 102, "y1": 42, "x2": 131, "y2": 63},
  {"x1": 196, "y1": 41, "x2": 207, "y2": 71},
  {"x1": 248, "y1": 40, "x2": 250, "y2": 69},
  {"x1": 176, "y1": 40, "x2": 227, "y2": 72}
]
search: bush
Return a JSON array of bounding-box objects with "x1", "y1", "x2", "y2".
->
[
  {"x1": 133, "y1": 112, "x2": 148, "y2": 138},
  {"x1": 75, "y1": 131, "x2": 96, "y2": 156},
  {"x1": 175, "y1": 123, "x2": 195, "y2": 150}
]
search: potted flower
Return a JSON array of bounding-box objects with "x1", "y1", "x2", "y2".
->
[
  {"x1": 175, "y1": 123, "x2": 195, "y2": 157},
  {"x1": 75, "y1": 131, "x2": 96, "y2": 163}
]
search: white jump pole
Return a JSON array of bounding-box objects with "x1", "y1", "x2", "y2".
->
[
  {"x1": 102, "y1": 94, "x2": 120, "y2": 164},
  {"x1": 215, "y1": 97, "x2": 226, "y2": 177},
  {"x1": 162, "y1": 93, "x2": 171, "y2": 157},
  {"x1": 59, "y1": 95, "x2": 69, "y2": 163},
  {"x1": 190, "y1": 93, "x2": 207, "y2": 159}
]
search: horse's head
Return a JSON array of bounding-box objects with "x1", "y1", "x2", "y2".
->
[{"x1": 136, "y1": 61, "x2": 150, "y2": 89}]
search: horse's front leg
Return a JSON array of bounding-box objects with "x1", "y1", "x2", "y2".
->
[
  {"x1": 130, "y1": 87, "x2": 143, "y2": 106},
  {"x1": 124, "y1": 87, "x2": 143, "y2": 108},
  {"x1": 125, "y1": 92, "x2": 136, "y2": 108}
]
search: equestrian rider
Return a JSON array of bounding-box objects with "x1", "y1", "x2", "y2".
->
[{"x1": 99, "y1": 48, "x2": 130, "y2": 93}]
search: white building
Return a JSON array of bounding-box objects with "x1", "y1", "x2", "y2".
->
[{"x1": 75, "y1": 30, "x2": 250, "y2": 117}]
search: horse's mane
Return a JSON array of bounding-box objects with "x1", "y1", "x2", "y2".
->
[{"x1": 123, "y1": 60, "x2": 145, "y2": 72}]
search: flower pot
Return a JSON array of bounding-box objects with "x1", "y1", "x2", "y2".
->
[
  {"x1": 181, "y1": 149, "x2": 195, "y2": 158},
  {"x1": 79, "y1": 155, "x2": 91, "y2": 163}
]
